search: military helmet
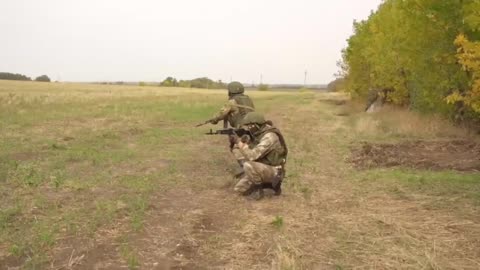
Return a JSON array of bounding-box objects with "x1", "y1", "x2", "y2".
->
[
  {"x1": 227, "y1": 81, "x2": 244, "y2": 95},
  {"x1": 240, "y1": 112, "x2": 266, "y2": 126}
]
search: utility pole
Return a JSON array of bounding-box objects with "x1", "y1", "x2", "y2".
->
[
  {"x1": 304, "y1": 70, "x2": 307, "y2": 88},
  {"x1": 260, "y1": 74, "x2": 263, "y2": 85}
]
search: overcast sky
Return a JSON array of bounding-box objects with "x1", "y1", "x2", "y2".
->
[{"x1": 0, "y1": 0, "x2": 381, "y2": 84}]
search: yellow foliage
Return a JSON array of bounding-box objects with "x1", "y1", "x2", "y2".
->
[{"x1": 447, "y1": 34, "x2": 480, "y2": 113}]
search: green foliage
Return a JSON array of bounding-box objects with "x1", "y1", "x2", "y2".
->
[
  {"x1": 341, "y1": 0, "x2": 480, "y2": 120},
  {"x1": 34, "y1": 75, "x2": 50, "y2": 82},
  {"x1": 327, "y1": 78, "x2": 346, "y2": 92},
  {"x1": 258, "y1": 84, "x2": 269, "y2": 91},
  {"x1": 159, "y1": 76, "x2": 178, "y2": 87},
  {"x1": 0, "y1": 72, "x2": 31, "y2": 81},
  {"x1": 160, "y1": 76, "x2": 226, "y2": 89},
  {"x1": 270, "y1": 216, "x2": 284, "y2": 229},
  {"x1": 190, "y1": 77, "x2": 225, "y2": 89}
]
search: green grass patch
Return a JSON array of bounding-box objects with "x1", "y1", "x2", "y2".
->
[
  {"x1": 355, "y1": 168, "x2": 480, "y2": 203},
  {"x1": 271, "y1": 216, "x2": 284, "y2": 229}
]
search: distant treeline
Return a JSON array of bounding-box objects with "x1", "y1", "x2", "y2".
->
[
  {"x1": 341, "y1": 0, "x2": 480, "y2": 121},
  {"x1": 248, "y1": 84, "x2": 327, "y2": 90},
  {"x1": 159, "y1": 77, "x2": 226, "y2": 89},
  {"x1": 0, "y1": 72, "x2": 51, "y2": 82},
  {"x1": 0, "y1": 72, "x2": 31, "y2": 81}
]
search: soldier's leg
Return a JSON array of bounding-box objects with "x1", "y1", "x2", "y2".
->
[
  {"x1": 231, "y1": 148, "x2": 246, "y2": 178},
  {"x1": 233, "y1": 175, "x2": 265, "y2": 200},
  {"x1": 231, "y1": 148, "x2": 245, "y2": 163},
  {"x1": 233, "y1": 161, "x2": 272, "y2": 193},
  {"x1": 251, "y1": 163, "x2": 284, "y2": 196},
  {"x1": 243, "y1": 161, "x2": 276, "y2": 185}
]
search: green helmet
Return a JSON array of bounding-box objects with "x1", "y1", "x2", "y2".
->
[
  {"x1": 240, "y1": 112, "x2": 266, "y2": 126},
  {"x1": 227, "y1": 81, "x2": 244, "y2": 95}
]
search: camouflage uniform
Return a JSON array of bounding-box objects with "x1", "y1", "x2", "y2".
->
[
  {"x1": 210, "y1": 96, "x2": 254, "y2": 128},
  {"x1": 210, "y1": 82, "x2": 255, "y2": 165},
  {"x1": 232, "y1": 125, "x2": 287, "y2": 194}
]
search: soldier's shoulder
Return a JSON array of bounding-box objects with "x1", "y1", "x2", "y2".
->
[
  {"x1": 227, "y1": 99, "x2": 238, "y2": 105},
  {"x1": 263, "y1": 130, "x2": 280, "y2": 141}
]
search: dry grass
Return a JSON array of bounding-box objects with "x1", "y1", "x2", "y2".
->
[
  {"x1": 339, "y1": 102, "x2": 474, "y2": 142},
  {"x1": 1, "y1": 80, "x2": 479, "y2": 269}
]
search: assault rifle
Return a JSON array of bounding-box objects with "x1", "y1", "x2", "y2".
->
[
  {"x1": 203, "y1": 128, "x2": 253, "y2": 149},
  {"x1": 205, "y1": 128, "x2": 252, "y2": 138},
  {"x1": 195, "y1": 120, "x2": 214, "y2": 127}
]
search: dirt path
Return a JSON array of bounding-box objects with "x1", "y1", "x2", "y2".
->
[{"x1": 70, "y1": 96, "x2": 480, "y2": 270}]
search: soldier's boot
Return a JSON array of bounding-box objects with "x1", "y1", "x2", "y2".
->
[
  {"x1": 271, "y1": 167, "x2": 285, "y2": 196},
  {"x1": 273, "y1": 181, "x2": 282, "y2": 196},
  {"x1": 249, "y1": 187, "x2": 264, "y2": 201},
  {"x1": 259, "y1": 182, "x2": 281, "y2": 195},
  {"x1": 243, "y1": 185, "x2": 264, "y2": 200}
]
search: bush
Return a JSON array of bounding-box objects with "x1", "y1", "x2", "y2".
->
[
  {"x1": 327, "y1": 78, "x2": 346, "y2": 92},
  {"x1": 35, "y1": 75, "x2": 50, "y2": 82},
  {"x1": 258, "y1": 84, "x2": 269, "y2": 91}
]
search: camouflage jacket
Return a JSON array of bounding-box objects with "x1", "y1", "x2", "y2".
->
[
  {"x1": 211, "y1": 95, "x2": 254, "y2": 128},
  {"x1": 235, "y1": 126, "x2": 286, "y2": 166}
]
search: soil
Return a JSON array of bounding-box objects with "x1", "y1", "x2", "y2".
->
[{"x1": 350, "y1": 140, "x2": 480, "y2": 172}]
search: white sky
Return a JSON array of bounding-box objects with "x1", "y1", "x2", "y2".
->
[{"x1": 0, "y1": 0, "x2": 381, "y2": 84}]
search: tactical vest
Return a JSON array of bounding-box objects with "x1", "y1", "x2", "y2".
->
[
  {"x1": 253, "y1": 126, "x2": 288, "y2": 166},
  {"x1": 228, "y1": 94, "x2": 255, "y2": 127}
]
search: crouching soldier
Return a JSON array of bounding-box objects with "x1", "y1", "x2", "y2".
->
[
  {"x1": 231, "y1": 112, "x2": 288, "y2": 199},
  {"x1": 209, "y1": 81, "x2": 255, "y2": 128}
]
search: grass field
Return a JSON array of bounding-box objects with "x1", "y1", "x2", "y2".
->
[{"x1": 1, "y1": 80, "x2": 479, "y2": 269}]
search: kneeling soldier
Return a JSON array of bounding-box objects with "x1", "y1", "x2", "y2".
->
[{"x1": 231, "y1": 112, "x2": 288, "y2": 199}]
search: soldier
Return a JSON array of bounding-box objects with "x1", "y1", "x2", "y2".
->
[
  {"x1": 231, "y1": 112, "x2": 288, "y2": 199},
  {"x1": 209, "y1": 81, "x2": 255, "y2": 128}
]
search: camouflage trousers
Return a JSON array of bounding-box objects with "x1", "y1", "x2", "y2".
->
[
  {"x1": 233, "y1": 161, "x2": 277, "y2": 194},
  {"x1": 231, "y1": 147, "x2": 245, "y2": 162}
]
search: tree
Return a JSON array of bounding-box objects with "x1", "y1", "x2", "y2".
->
[
  {"x1": 341, "y1": 0, "x2": 479, "y2": 121},
  {"x1": 160, "y1": 77, "x2": 178, "y2": 87},
  {"x1": 0, "y1": 72, "x2": 31, "y2": 81},
  {"x1": 35, "y1": 75, "x2": 50, "y2": 82}
]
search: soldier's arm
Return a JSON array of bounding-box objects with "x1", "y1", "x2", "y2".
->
[
  {"x1": 236, "y1": 133, "x2": 279, "y2": 161},
  {"x1": 210, "y1": 100, "x2": 235, "y2": 124}
]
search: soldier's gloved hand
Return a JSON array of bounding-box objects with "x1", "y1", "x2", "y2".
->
[
  {"x1": 240, "y1": 134, "x2": 250, "y2": 144},
  {"x1": 229, "y1": 134, "x2": 238, "y2": 145},
  {"x1": 236, "y1": 140, "x2": 246, "y2": 149},
  {"x1": 210, "y1": 119, "x2": 218, "y2": 125}
]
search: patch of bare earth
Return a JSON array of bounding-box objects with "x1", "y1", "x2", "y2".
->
[{"x1": 350, "y1": 140, "x2": 480, "y2": 172}]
